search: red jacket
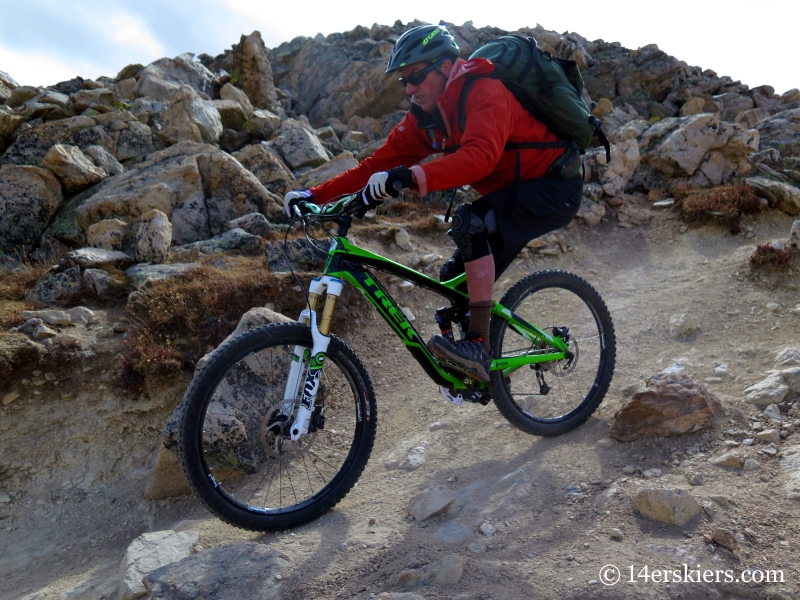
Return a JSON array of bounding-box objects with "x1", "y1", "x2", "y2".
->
[{"x1": 310, "y1": 58, "x2": 565, "y2": 202}]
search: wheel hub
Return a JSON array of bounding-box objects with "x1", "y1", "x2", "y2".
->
[{"x1": 260, "y1": 402, "x2": 317, "y2": 458}]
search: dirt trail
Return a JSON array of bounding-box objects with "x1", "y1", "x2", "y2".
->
[{"x1": 1, "y1": 205, "x2": 799, "y2": 600}]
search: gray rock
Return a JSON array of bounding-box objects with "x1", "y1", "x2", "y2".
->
[
  {"x1": 118, "y1": 530, "x2": 198, "y2": 600},
  {"x1": 584, "y1": 138, "x2": 639, "y2": 197},
  {"x1": 669, "y1": 312, "x2": 700, "y2": 339},
  {"x1": 746, "y1": 177, "x2": 800, "y2": 215},
  {"x1": 746, "y1": 373, "x2": 789, "y2": 407},
  {"x1": 219, "y1": 83, "x2": 254, "y2": 116},
  {"x1": 0, "y1": 164, "x2": 64, "y2": 254},
  {"x1": 67, "y1": 306, "x2": 97, "y2": 325},
  {"x1": 244, "y1": 109, "x2": 282, "y2": 140},
  {"x1": 407, "y1": 484, "x2": 455, "y2": 521},
  {"x1": 388, "y1": 554, "x2": 467, "y2": 589},
  {"x1": 264, "y1": 237, "x2": 327, "y2": 271},
  {"x1": 213, "y1": 99, "x2": 247, "y2": 130},
  {"x1": 83, "y1": 268, "x2": 116, "y2": 296},
  {"x1": 64, "y1": 247, "x2": 134, "y2": 269},
  {"x1": 125, "y1": 263, "x2": 200, "y2": 290},
  {"x1": 0, "y1": 115, "x2": 96, "y2": 166},
  {"x1": 76, "y1": 141, "x2": 280, "y2": 245},
  {"x1": 143, "y1": 541, "x2": 288, "y2": 600},
  {"x1": 294, "y1": 151, "x2": 359, "y2": 189},
  {"x1": 41, "y1": 144, "x2": 107, "y2": 195},
  {"x1": 232, "y1": 31, "x2": 280, "y2": 112},
  {"x1": 131, "y1": 209, "x2": 172, "y2": 264},
  {"x1": 776, "y1": 347, "x2": 800, "y2": 367},
  {"x1": 67, "y1": 88, "x2": 120, "y2": 114},
  {"x1": 84, "y1": 145, "x2": 124, "y2": 177},
  {"x1": 20, "y1": 309, "x2": 71, "y2": 326},
  {"x1": 26, "y1": 266, "x2": 83, "y2": 303},
  {"x1": 780, "y1": 445, "x2": 800, "y2": 500},
  {"x1": 86, "y1": 218, "x2": 128, "y2": 251},
  {"x1": 268, "y1": 119, "x2": 329, "y2": 169},
  {"x1": 434, "y1": 520, "x2": 473, "y2": 544},
  {"x1": 136, "y1": 53, "x2": 215, "y2": 103},
  {"x1": 233, "y1": 143, "x2": 295, "y2": 196},
  {"x1": 631, "y1": 488, "x2": 701, "y2": 526},
  {"x1": 710, "y1": 451, "x2": 743, "y2": 469},
  {"x1": 227, "y1": 212, "x2": 271, "y2": 237},
  {"x1": 755, "y1": 429, "x2": 781, "y2": 444},
  {"x1": 159, "y1": 85, "x2": 223, "y2": 145},
  {"x1": 32, "y1": 324, "x2": 58, "y2": 340},
  {"x1": 478, "y1": 522, "x2": 496, "y2": 536},
  {"x1": 172, "y1": 228, "x2": 261, "y2": 256},
  {"x1": 382, "y1": 440, "x2": 427, "y2": 472}
]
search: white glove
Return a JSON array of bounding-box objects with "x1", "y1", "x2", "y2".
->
[
  {"x1": 366, "y1": 171, "x2": 391, "y2": 201},
  {"x1": 284, "y1": 190, "x2": 314, "y2": 217}
]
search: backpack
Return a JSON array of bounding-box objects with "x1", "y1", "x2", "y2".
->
[{"x1": 461, "y1": 34, "x2": 610, "y2": 164}]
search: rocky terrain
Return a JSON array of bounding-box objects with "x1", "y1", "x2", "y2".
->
[{"x1": 1, "y1": 19, "x2": 800, "y2": 600}]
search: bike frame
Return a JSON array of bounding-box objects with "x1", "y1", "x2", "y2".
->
[{"x1": 283, "y1": 198, "x2": 572, "y2": 440}]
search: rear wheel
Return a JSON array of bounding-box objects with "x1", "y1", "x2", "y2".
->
[
  {"x1": 489, "y1": 270, "x2": 615, "y2": 436},
  {"x1": 178, "y1": 322, "x2": 376, "y2": 531}
]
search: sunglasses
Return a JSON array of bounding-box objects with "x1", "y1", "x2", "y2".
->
[{"x1": 398, "y1": 60, "x2": 443, "y2": 87}]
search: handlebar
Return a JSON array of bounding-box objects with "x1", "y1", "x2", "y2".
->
[{"x1": 292, "y1": 180, "x2": 405, "y2": 220}]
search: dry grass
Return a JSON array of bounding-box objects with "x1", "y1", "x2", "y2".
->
[
  {"x1": 119, "y1": 255, "x2": 367, "y2": 391},
  {"x1": 675, "y1": 183, "x2": 762, "y2": 234},
  {"x1": 0, "y1": 261, "x2": 49, "y2": 329},
  {"x1": 750, "y1": 244, "x2": 792, "y2": 271}
]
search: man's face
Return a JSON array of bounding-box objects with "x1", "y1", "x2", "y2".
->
[{"x1": 400, "y1": 60, "x2": 452, "y2": 112}]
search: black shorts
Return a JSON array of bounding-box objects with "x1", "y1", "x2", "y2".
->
[{"x1": 445, "y1": 175, "x2": 582, "y2": 280}]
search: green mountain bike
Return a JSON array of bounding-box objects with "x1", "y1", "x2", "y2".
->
[{"x1": 178, "y1": 192, "x2": 616, "y2": 531}]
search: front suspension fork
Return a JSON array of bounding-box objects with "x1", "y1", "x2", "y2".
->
[{"x1": 284, "y1": 276, "x2": 343, "y2": 441}]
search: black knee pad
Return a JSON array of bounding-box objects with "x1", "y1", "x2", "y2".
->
[{"x1": 448, "y1": 203, "x2": 490, "y2": 261}]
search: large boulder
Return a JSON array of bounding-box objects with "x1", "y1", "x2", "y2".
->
[
  {"x1": 0, "y1": 164, "x2": 63, "y2": 254},
  {"x1": 0, "y1": 116, "x2": 96, "y2": 166},
  {"x1": 142, "y1": 542, "x2": 289, "y2": 600},
  {"x1": 295, "y1": 151, "x2": 358, "y2": 189},
  {"x1": 135, "y1": 53, "x2": 215, "y2": 103},
  {"x1": 640, "y1": 113, "x2": 758, "y2": 183},
  {"x1": 755, "y1": 108, "x2": 800, "y2": 157},
  {"x1": 159, "y1": 85, "x2": 223, "y2": 145},
  {"x1": 746, "y1": 177, "x2": 800, "y2": 215},
  {"x1": 232, "y1": 31, "x2": 280, "y2": 112},
  {"x1": 610, "y1": 372, "x2": 722, "y2": 441},
  {"x1": 131, "y1": 209, "x2": 172, "y2": 263},
  {"x1": 118, "y1": 530, "x2": 198, "y2": 600},
  {"x1": 26, "y1": 266, "x2": 84, "y2": 303},
  {"x1": 67, "y1": 88, "x2": 120, "y2": 113},
  {"x1": 284, "y1": 37, "x2": 406, "y2": 126},
  {"x1": 233, "y1": 143, "x2": 295, "y2": 195},
  {"x1": 41, "y1": 144, "x2": 107, "y2": 195},
  {"x1": 267, "y1": 119, "x2": 329, "y2": 169},
  {"x1": 583, "y1": 138, "x2": 640, "y2": 197},
  {"x1": 75, "y1": 141, "x2": 281, "y2": 244}
]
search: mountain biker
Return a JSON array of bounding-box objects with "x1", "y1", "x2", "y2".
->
[{"x1": 284, "y1": 24, "x2": 582, "y2": 383}]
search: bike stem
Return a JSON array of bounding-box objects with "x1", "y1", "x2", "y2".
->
[{"x1": 288, "y1": 275, "x2": 343, "y2": 441}]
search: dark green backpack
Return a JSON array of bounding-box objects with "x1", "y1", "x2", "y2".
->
[{"x1": 461, "y1": 34, "x2": 610, "y2": 162}]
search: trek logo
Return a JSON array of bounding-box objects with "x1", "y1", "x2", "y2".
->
[
  {"x1": 362, "y1": 274, "x2": 415, "y2": 341},
  {"x1": 422, "y1": 29, "x2": 441, "y2": 45}
]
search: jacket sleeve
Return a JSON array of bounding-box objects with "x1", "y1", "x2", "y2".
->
[
  {"x1": 309, "y1": 112, "x2": 433, "y2": 204},
  {"x1": 411, "y1": 79, "x2": 515, "y2": 196}
]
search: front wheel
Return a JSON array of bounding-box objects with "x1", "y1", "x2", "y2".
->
[
  {"x1": 489, "y1": 270, "x2": 615, "y2": 436},
  {"x1": 178, "y1": 322, "x2": 376, "y2": 531}
]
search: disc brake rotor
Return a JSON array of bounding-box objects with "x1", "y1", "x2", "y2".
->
[{"x1": 259, "y1": 401, "x2": 317, "y2": 459}]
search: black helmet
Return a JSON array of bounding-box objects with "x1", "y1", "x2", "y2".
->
[{"x1": 385, "y1": 25, "x2": 460, "y2": 73}]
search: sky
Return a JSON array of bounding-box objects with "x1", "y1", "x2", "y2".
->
[{"x1": 0, "y1": 0, "x2": 798, "y2": 95}]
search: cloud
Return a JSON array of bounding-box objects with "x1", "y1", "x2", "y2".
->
[
  {"x1": 0, "y1": 44, "x2": 95, "y2": 87},
  {"x1": 110, "y1": 13, "x2": 166, "y2": 61}
]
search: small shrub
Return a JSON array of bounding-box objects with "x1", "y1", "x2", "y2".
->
[
  {"x1": 0, "y1": 260, "x2": 49, "y2": 329},
  {"x1": 676, "y1": 183, "x2": 762, "y2": 234},
  {"x1": 750, "y1": 244, "x2": 791, "y2": 271}
]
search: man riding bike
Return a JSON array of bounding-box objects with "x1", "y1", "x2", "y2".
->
[{"x1": 285, "y1": 24, "x2": 582, "y2": 384}]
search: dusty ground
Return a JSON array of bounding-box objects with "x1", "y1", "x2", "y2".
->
[{"x1": 1, "y1": 198, "x2": 799, "y2": 600}]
